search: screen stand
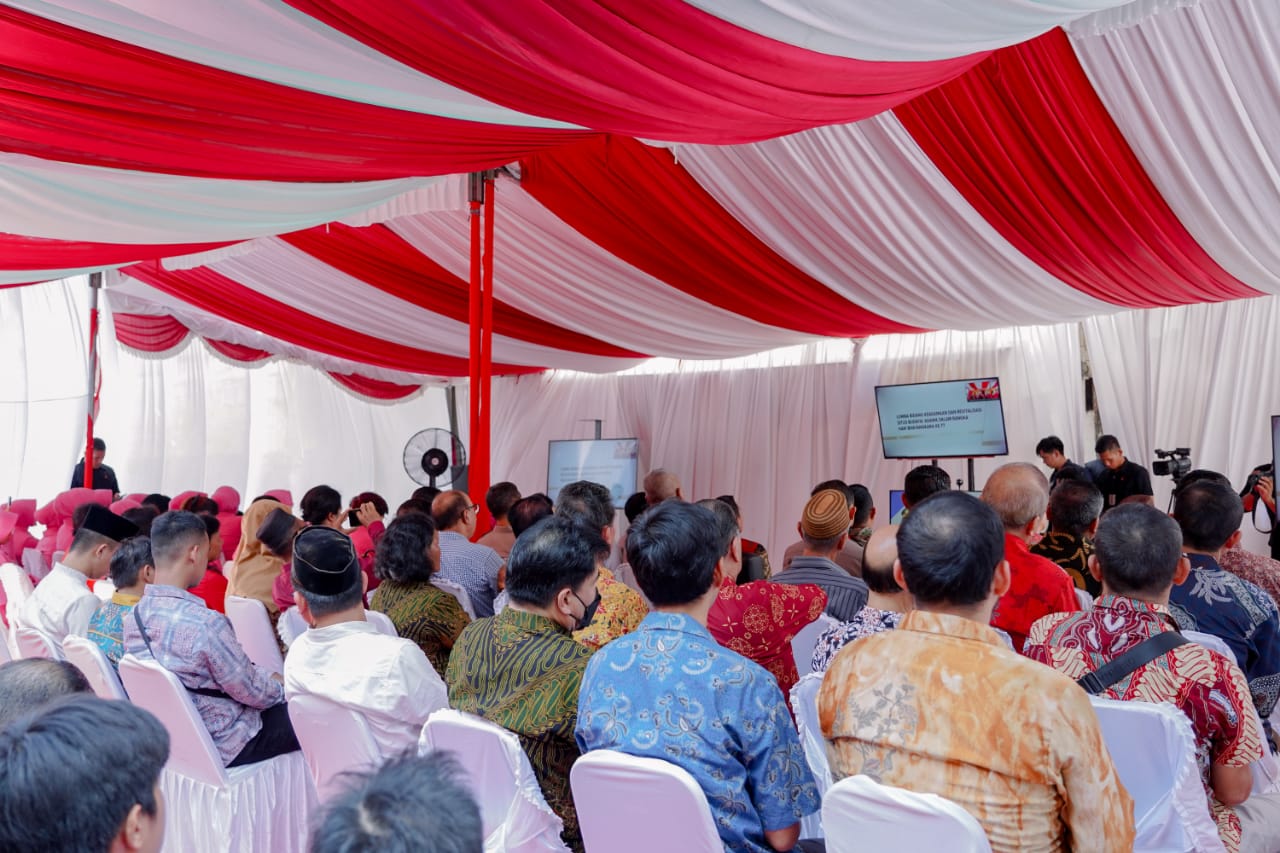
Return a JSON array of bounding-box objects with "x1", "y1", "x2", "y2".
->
[{"x1": 968, "y1": 457, "x2": 976, "y2": 492}]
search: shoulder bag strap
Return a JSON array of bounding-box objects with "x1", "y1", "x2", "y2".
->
[
  {"x1": 131, "y1": 605, "x2": 235, "y2": 701},
  {"x1": 1076, "y1": 630, "x2": 1190, "y2": 695}
]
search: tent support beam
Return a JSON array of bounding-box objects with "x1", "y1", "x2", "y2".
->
[
  {"x1": 83, "y1": 272, "x2": 102, "y2": 489},
  {"x1": 467, "y1": 172, "x2": 495, "y2": 531}
]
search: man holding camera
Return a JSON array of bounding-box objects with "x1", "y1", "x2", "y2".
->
[{"x1": 1093, "y1": 435, "x2": 1154, "y2": 513}]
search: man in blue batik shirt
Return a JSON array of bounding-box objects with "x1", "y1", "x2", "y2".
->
[{"x1": 576, "y1": 500, "x2": 820, "y2": 853}]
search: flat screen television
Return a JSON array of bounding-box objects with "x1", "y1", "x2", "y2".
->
[
  {"x1": 888, "y1": 489, "x2": 983, "y2": 524},
  {"x1": 874, "y1": 378, "x2": 1009, "y2": 460},
  {"x1": 1273, "y1": 415, "x2": 1280, "y2": 473},
  {"x1": 547, "y1": 438, "x2": 639, "y2": 504}
]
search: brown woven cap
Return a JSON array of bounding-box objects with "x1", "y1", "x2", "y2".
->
[{"x1": 801, "y1": 488, "x2": 850, "y2": 539}]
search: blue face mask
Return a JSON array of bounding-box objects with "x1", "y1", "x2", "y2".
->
[{"x1": 572, "y1": 588, "x2": 602, "y2": 631}]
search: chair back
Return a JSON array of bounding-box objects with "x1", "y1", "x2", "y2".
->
[
  {"x1": 277, "y1": 607, "x2": 306, "y2": 648},
  {"x1": 288, "y1": 693, "x2": 382, "y2": 802},
  {"x1": 822, "y1": 774, "x2": 992, "y2": 853},
  {"x1": 431, "y1": 577, "x2": 476, "y2": 619},
  {"x1": 93, "y1": 578, "x2": 117, "y2": 602},
  {"x1": 0, "y1": 563, "x2": 33, "y2": 624},
  {"x1": 224, "y1": 595, "x2": 284, "y2": 675},
  {"x1": 419, "y1": 709, "x2": 568, "y2": 852},
  {"x1": 792, "y1": 613, "x2": 838, "y2": 677},
  {"x1": 0, "y1": 630, "x2": 10, "y2": 665},
  {"x1": 63, "y1": 635, "x2": 127, "y2": 699},
  {"x1": 1089, "y1": 697, "x2": 1224, "y2": 853},
  {"x1": 1185, "y1": 630, "x2": 1232, "y2": 658},
  {"x1": 365, "y1": 609, "x2": 397, "y2": 637},
  {"x1": 15, "y1": 626, "x2": 63, "y2": 660},
  {"x1": 571, "y1": 749, "x2": 722, "y2": 853},
  {"x1": 118, "y1": 654, "x2": 229, "y2": 786},
  {"x1": 1075, "y1": 588, "x2": 1094, "y2": 610},
  {"x1": 790, "y1": 672, "x2": 831, "y2": 839}
]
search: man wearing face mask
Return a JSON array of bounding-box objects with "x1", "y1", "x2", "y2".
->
[
  {"x1": 981, "y1": 463, "x2": 1080, "y2": 652},
  {"x1": 445, "y1": 515, "x2": 600, "y2": 853}
]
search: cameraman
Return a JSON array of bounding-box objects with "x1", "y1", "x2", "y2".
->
[
  {"x1": 1093, "y1": 435, "x2": 1154, "y2": 513},
  {"x1": 1241, "y1": 464, "x2": 1278, "y2": 561}
]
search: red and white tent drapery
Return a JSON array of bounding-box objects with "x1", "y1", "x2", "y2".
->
[{"x1": 2, "y1": 0, "x2": 1279, "y2": 393}]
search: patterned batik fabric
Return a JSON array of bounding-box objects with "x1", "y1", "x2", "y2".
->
[
  {"x1": 1218, "y1": 545, "x2": 1280, "y2": 612},
  {"x1": 369, "y1": 579, "x2": 470, "y2": 678},
  {"x1": 991, "y1": 533, "x2": 1080, "y2": 651},
  {"x1": 1169, "y1": 554, "x2": 1280, "y2": 725},
  {"x1": 1031, "y1": 531, "x2": 1100, "y2": 597},
  {"x1": 87, "y1": 591, "x2": 140, "y2": 670},
  {"x1": 707, "y1": 576, "x2": 826, "y2": 702},
  {"x1": 819, "y1": 609, "x2": 1134, "y2": 853},
  {"x1": 572, "y1": 568, "x2": 646, "y2": 651},
  {"x1": 576, "y1": 611, "x2": 819, "y2": 853},
  {"x1": 1026, "y1": 595, "x2": 1264, "y2": 852},
  {"x1": 810, "y1": 605, "x2": 903, "y2": 673},
  {"x1": 446, "y1": 608, "x2": 592, "y2": 852}
]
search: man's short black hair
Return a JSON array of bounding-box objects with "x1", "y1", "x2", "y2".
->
[
  {"x1": 411, "y1": 486, "x2": 442, "y2": 506},
  {"x1": 626, "y1": 501, "x2": 722, "y2": 607},
  {"x1": 555, "y1": 481, "x2": 614, "y2": 533},
  {"x1": 1095, "y1": 434, "x2": 1121, "y2": 455},
  {"x1": 122, "y1": 506, "x2": 158, "y2": 536},
  {"x1": 1173, "y1": 481, "x2": 1243, "y2": 552},
  {"x1": 509, "y1": 494, "x2": 554, "y2": 538},
  {"x1": 312, "y1": 750, "x2": 482, "y2": 853},
  {"x1": 395, "y1": 498, "x2": 432, "y2": 518},
  {"x1": 1174, "y1": 469, "x2": 1231, "y2": 496},
  {"x1": 812, "y1": 479, "x2": 855, "y2": 504},
  {"x1": 1035, "y1": 435, "x2": 1065, "y2": 455},
  {"x1": 695, "y1": 499, "x2": 739, "y2": 559},
  {"x1": 0, "y1": 696, "x2": 168, "y2": 853},
  {"x1": 1047, "y1": 480, "x2": 1103, "y2": 537},
  {"x1": 0, "y1": 659, "x2": 92, "y2": 728},
  {"x1": 505, "y1": 516, "x2": 598, "y2": 608},
  {"x1": 300, "y1": 485, "x2": 342, "y2": 525},
  {"x1": 149, "y1": 510, "x2": 209, "y2": 567},
  {"x1": 903, "y1": 465, "x2": 951, "y2": 507},
  {"x1": 484, "y1": 482, "x2": 522, "y2": 521},
  {"x1": 68, "y1": 525, "x2": 113, "y2": 556},
  {"x1": 141, "y1": 494, "x2": 170, "y2": 514},
  {"x1": 1092, "y1": 504, "x2": 1184, "y2": 597},
  {"x1": 200, "y1": 514, "x2": 221, "y2": 537},
  {"x1": 92, "y1": 437, "x2": 106, "y2": 451},
  {"x1": 374, "y1": 515, "x2": 438, "y2": 585},
  {"x1": 848, "y1": 484, "x2": 874, "y2": 526},
  {"x1": 109, "y1": 536, "x2": 153, "y2": 588},
  {"x1": 623, "y1": 492, "x2": 648, "y2": 524},
  {"x1": 896, "y1": 492, "x2": 1004, "y2": 606}
]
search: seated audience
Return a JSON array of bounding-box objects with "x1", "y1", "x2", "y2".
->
[
  {"x1": 477, "y1": 481, "x2": 521, "y2": 560},
  {"x1": 577, "y1": 500, "x2": 819, "y2": 853},
  {"x1": 140, "y1": 493, "x2": 170, "y2": 515},
  {"x1": 211, "y1": 485, "x2": 241, "y2": 561},
  {"x1": 124, "y1": 511, "x2": 299, "y2": 768},
  {"x1": 1030, "y1": 479, "x2": 1104, "y2": 597},
  {"x1": 1035, "y1": 435, "x2": 1093, "y2": 489},
  {"x1": 300, "y1": 485, "x2": 344, "y2": 530},
  {"x1": 1026, "y1": 503, "x2": 1279, "y2": 852},
  {"x1": 228, "y1": 497, "x2": 289, "y2": 615},
  {"x1": 811, "y1": 525, "x2": 908, "y2": 673},
  {"x1": 0, "y1": 696, "x2": 168, "y2": 853},
  {"x1": 369, "y1": 515, "x2": 470, "y2": 678},
  {"x1": 0, "y1": 659, "x2": 91, "y2": 727},
  {"x1": 981, "y1": 463, "x2": 1079, "y2": 651},
  {"x1": 699, "y1": 498, "x2": 824, "y2": 703},
  {"x1": 20, "y1": 505, "x2": 137, "y2": 642},
  {"x1": 447, "y1": 516, "x2": 598, "y2": 852},
  {"x1": 88, "y1": 535, "x2": 153, "y2": 670},
  {"x1": 1169, "y1": 481, "x2": 1280, "y2": 736},
  {"x1": 890, "y1": 465, "x2": 951, "y2": 524},
  {"x1": 773, "y1": 488, "x2": 869, "y2": 621},
  {"x1": 555, "y1": 481, "x2": 646, "y2": 649},
  {"x1": 819, "y1": 491, "x2": 1133, "y2": 852},
  {"x1": 346, "y1": 491, "x2": 388, "y2": 593},
  {"x1": 1094, "y1": 434, "x2": 1154, "y2": 512},
  {"x1": 1183, "y1": 470, "x2": 1280, "y2": 611},
  {"x1": 781, "y1": 480, "x2": 865, "y2": 576},
  {"x1": 257, "y1": 507, "x2": 308, "y2": 614},
  {"x1": 642, "y1": 468, "x2": 684, "y2": 505},
  {"x1": 284, "y1": 526, "x2": 446, "y2": 757},
  {"x1": 432, "y1": 490, "x2": 503, "y2": 618},
  {"x1": 715, "y1": 494, "x2": 773, "y2": 581},
  {"x1": 623, "y1": 491, "x2": 647, "y2": 523},
  {"x1": 847, "y1": 483, "x2": 876, "y2": 548},
  {"x1": 188, "y1": 514, "x2": 229, "y2": 613},
  {"x1": 395, "y1": 498, "x2": 432, "y2": 518},
  {"x1": 490, "y1": 494, "x2": 555, "y2": 613},
  {"x1": 412, "y1": 485, "x2": 441, "y2": 506},
  {"x1": 310, "y1": 751, "x2": 483, "y2": 853},
  {"x1": 121, "y1": 505, "x2": 158, "y2": 537}
]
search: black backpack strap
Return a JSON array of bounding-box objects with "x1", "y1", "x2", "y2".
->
[
  {"x1": 1077, "y1": 630, "x2": 1190, "y2": 695},
  {"x1": 132, "y1": 605, "x2": 235, "y2": 701}
]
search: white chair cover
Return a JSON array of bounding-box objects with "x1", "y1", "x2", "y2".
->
[
  {"x1": 224, "y1": 595, "x2": 284, "y2": 675},
  {"x1": 790, "y1": 671, "x2": 831, "y2": 840},
  {"x1": 15, "y1": 625, "x2": 63, "y2": 660},
  {"x1": 431, "y1": 577, "x2": 476, "y2": 620},
  {"x1": 118, "y1": 655, "x2": 314, "y2": 853},
  {"x1": 571, "y1": 750, "x2": 723, "y2": 853},
  {"x1": 822, "y1": 774, "x2": 992, "y2": 853},
  {"x1": 0, "y1": 630, "x2": 9, "y2": 664},
  {"x1": 20, "y1": 548, "x2": 48, "y2": 582},
  {"x1": 419, "y1": 709, "x2": 568, "y2": 853},
  {"x1": 1089, "y1": 697, "x2": 1224, "y2": 853},
  {"x1": 287, "y1": 693, "x2": 382, "y2": 803},
  {"x1": 1075, "y1": 588, "x2": 1094, "y2": 610},
  {"x1": 93, "y1": 578, "x2": 117, "y2": 602},
  {"x1": 278, "y1": 608, "x2": 398, "y2": 648},
  {"x1": 0, "y1": 562, "x2": 33, "y2": 625},
  {"x1": 62, "y1": 634, "x2": 127, "y2": 700},
  {"x1": 791, "y1": 613, "x2": 838, "y2": 677}
]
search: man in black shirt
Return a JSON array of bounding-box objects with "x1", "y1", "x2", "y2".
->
[
  {"x1": 70, "y1": 437, "x2": 121, "y2": 496},
  {"x1": 1035, "y1": 435, "x2": 1092, "y2": 491},
  {"x1": 1093, "y1": 434, "x2": 1153, "y2": 512}
]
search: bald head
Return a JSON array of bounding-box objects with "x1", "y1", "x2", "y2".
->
[
  {"x1": 981, "y1": 463, "x2": 1050, "y2": 532},
  {"x1": 432, "y1": 490, "x2": 475, "y2": 536},
  {"x1": 862, "y1": 525, "x2": 902, "y2": 595},
  {"x1": 643, "y1": 469, "x2": 683, "y2": 506}
]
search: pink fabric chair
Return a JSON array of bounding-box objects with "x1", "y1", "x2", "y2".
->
[
  {"x1": 15, "y1": 626, "x2": 63, "y2": 661},
  {"x1": 63, "y1": 635, "x2": 127, "y2": 700},
  {"x1": 213, "y1": 486, "x2": 243, "y2": 561},
  {"x1": 224, "y1": 595, "x2": 284, "y2": 675},
  {"x1": 288, "y1": 693, "x2": 382, "y2": 802},
  {"x1": 265, "y1": 489, "x2": 293, "y2": 508}
]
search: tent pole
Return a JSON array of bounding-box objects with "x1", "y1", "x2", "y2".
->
[
  {"x1": 467, "y1": 173, "x2": 484, "y2": 526},
  {"x1": 477, "y1": 172, "x2": 496, "y2": 532},
  {"x1": 83, "y1": 272, "x2": 102, "y2": 489}
]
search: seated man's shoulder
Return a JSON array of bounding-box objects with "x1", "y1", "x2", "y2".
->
[{"x1": 1026, "y1": 609, "x2": 1088, "y2": 646}]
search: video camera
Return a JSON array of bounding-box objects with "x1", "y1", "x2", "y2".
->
[{"x1": 1153, "y1": 448, "x2": 1192, "y2": 482}]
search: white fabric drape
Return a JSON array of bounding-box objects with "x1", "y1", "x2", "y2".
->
[
  {"x1": 1068, "y1": 0, "x2": 1280, "y2": 295},
  {"x1": 670, "y1": 118, "x2": 1116, "y2": 330}
]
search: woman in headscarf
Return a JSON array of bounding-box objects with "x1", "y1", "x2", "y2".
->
[{"x1": 228, "y1": 498, "x2": 289, "y2": 615}]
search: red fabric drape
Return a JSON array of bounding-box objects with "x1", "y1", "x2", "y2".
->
[
  {"x1": 0, "y1": 232, "x2": 236, "y2": 271},
  {"x1": 204, "y1": 339, "x2": 272, "y2": 363},
  {"x1": 112, "y1": 313, "x2": 189, "y2": 352},
  {"x1": 0, "y1": 6, "x2": 591, "y2": 181},
  {"x1": 329, "y1": 373, "x2": 421, "y2": 400},
  {"x1": 282, "y1": 224, "x2": 645, "y2": 358},
  {"x1": 521, "y1": 137, "x2": 922, "y2": 337},
  {"x1": 284, "y1": 0, "x2": 987, "y2": 142},
  {"x1": 894, "y1": 29, "x2": 1259, "y2": 308},
  {"x1": 122, "y1": 262, "x2": 540, "y2": 377}
]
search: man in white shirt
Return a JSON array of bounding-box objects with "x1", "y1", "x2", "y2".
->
[
  {"x1": 20, "y1": 505, "x2": 137, "y2": 642},
  {"x1": 283, "y1": 525, "x2": 447, "y2": 758}
]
